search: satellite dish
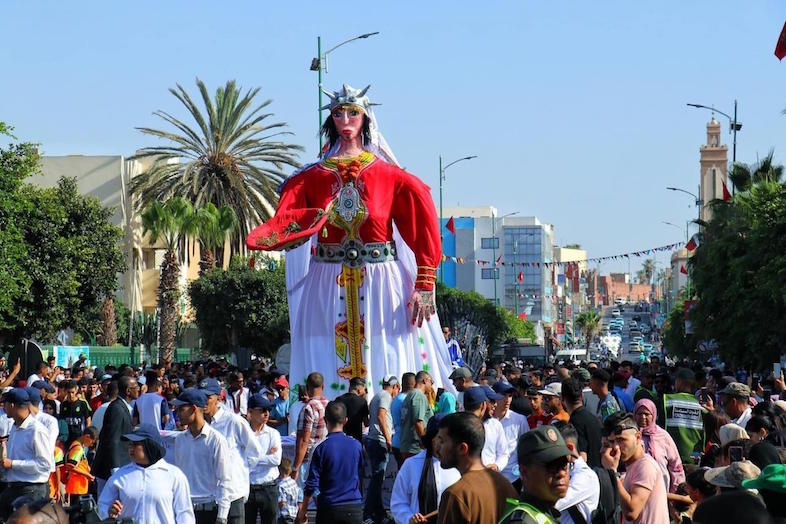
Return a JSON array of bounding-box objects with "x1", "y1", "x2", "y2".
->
[{"x1": 7, "y1": 339, "x2": 44, "y2": 382}]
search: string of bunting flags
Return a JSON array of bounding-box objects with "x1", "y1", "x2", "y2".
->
[{"x1": 441, "y1": 240, "x2": 686, "y2": 267}]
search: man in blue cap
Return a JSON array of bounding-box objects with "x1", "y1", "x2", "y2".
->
[
  {"x1": 463, "y1": 386, "x2": 509, "y2": 473},
  {"x1": 0, "y1": 388, "x2": 54, "y2": 520},
  {"x1": 199, "y1": 377, "x2": 263, "y2": 523},
  {"x1": 98, "y1": 423, "x2": 195, "y2": 524},
  {"x1": 172, "y1": 388, "x2": 234, "y2": 524},
  {"x1": 493, "y1": 381, "x2": 530, "y2": 485},
  {"x1": 245, "y1": 393, "x2": 281, "y2": 524}
]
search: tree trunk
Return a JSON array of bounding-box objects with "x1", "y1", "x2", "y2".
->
[
  {"x1": 158, "y1": 250, "x2": 180, "y2": 366},
  {"x1": 99, "y1": 296, "x2": 117, "y2": 346},
  {"x1": 199, "y1": 248, "x2": 216, "y2": 276}
]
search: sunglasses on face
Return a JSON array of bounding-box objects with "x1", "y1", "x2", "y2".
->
[{"x1": 543, "y1": 457, "x2": 573, "y2": 475}]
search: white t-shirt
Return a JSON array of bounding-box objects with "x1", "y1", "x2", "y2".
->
[{"x1": 481, "y1": 417, "x2": 509, "y2": 472}]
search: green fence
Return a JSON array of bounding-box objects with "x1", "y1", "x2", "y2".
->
[{"x1": 42, "y1": 346, "x2": 195, "y2": 368}]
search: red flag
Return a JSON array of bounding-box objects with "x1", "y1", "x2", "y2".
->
[
  {"x1": 680, "y1": 264, "x2": 688, "y2": 275},
  {"x1": 722, "y1": 181, "x2": 732, "y2": 201},
  {"x1": 445, "y1": 216, "x2": 456, "y2": 235},
  {"x1": 518, "y1": 312, "x2": 527, "y2": 321},
  {"x1": 517, "y1": 271, "x2": 524, "y2": 283},
  {"x1": 776, "y1": 22, "x2": 786, "y2": 60},
  {"x1": 686, "y1": 233, "x2": 701, "y2": 252}
]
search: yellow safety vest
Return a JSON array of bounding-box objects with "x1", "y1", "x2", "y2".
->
[{"x1": 498, "y1": 498, "x2": 559, "y2": 524}]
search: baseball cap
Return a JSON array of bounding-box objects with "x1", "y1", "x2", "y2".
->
[
  {"x1": 25, "y1": 387, "x2": 41, "y2": 404},
  {"x1": 382, "y1": 375, "x2": 399, "y2": 387},
  {"x1": 273, "y1": 375, "x2": 289, "y2": 388},
  {"x1": 741, "y1": 464, "x2": 786, "y2": 492},
  {"x1": 480, "y1": 385, "x2": 504, "y2": 401},
  {"x1": 197, "y1": 378, "x2": 223, "y2": 396},
  {"x1": 2, "y1": 388, "x2": 30, "y2": 405},
  {"x1": 31, "y1": 380, "x2": 55, "y2": 394},
  {"x1": 137, "y1": 376, "x2": 147, "y2": 386},
  {"x1": 543, "y1": 382, "x2": 562, "y2": 397},
  {"x1": 171, "y1": 388, "x2": 207, "y2": 408},
  {"x1": 492, "y1": 381, "x2": 516, "y2": 395},
  {"x1": 720, "y1": 382, "x2": 751, "y2": 399},
  {"x1": 449, "y1": 367, "x2": 473, "y2": 380},
  {"x1": 463, "y1": 387, "x2": 488, "y2": 408},
  {"x1": 705, "y1": 460, "x2": 761, "y2": 489},
  {"x1": 101, "y1": 374, "x2": 113, "y2": 382},
  {"x1": 517, "y1": 425, "x2": 571, "y2": 465},
  {"x1": 121, "y1": 423, "x2": 165, "y2": 448},
  {"x1": 602, "y1": 413, "x2": 639, "y2": 437},
  {"x1": 248, "y1": 393, "x2": 274, "y2": 411},
  {"x1": 572, "y1": 368, "x2": 591, "y2": 382}
]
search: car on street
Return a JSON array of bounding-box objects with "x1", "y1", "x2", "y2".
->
[
  {"x1": 615, "y1": 297, "x2": 625, "y2": 305},
  {"x1": 611, "y1": 309, "x2": 621, "y2": 317},
  {"x1": 629, "y1": 341, "x2": 642, "y2": 352}
]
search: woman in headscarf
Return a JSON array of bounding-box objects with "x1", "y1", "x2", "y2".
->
[
  {"x1": 390, "y1": 414, "x2": 461, "y2": 523},
  {"x1": 634, "y1": 398, "x2": 686, "y2": 493},
  {"x1": 97, "y1": 423, "x2": 195, "y2": 524}
]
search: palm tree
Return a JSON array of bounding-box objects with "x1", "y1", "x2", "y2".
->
[
  {"x1": 130, "y1": 78, "x2": 303, "y2": 253},
  {"x1": 575, "y1": 310, "x2": 600, "y2": 347},
  {"x1": 189, "y1": 203, "x2": 238, "y2": 275},
  {"x1": 140, "y1": 197, "x2": 194, "y2": 365},
  {"x1": 729, "y1": 150, "x2": 784, "y2": 192},
  {"x1": 641, "y1": 258, "x2": 656, "y2": 285}
]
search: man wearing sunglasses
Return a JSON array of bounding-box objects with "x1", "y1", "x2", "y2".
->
[
  {"x1": 499, "y1": 424, "x2": 572, "y2": 523},
  {"x1": 600, "y1": 413, "x2": 668, "y2": 524}
]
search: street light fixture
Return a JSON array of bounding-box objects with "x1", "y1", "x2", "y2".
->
[
  {"x1": 438, "y1": 155, "x2": 478, "y2": 282},
  {"x1": 312, "y1": 32, "x2": 380, "y2": 149},
  {"x1": 491, "y1": 211, "x2": 518, "y2": 305},
  {"x1": 666, "y1": 186, "x2": 702, "y2": 223},
  {"x1": 686, "y1": 101, "x2": 742, "y2": 165}
]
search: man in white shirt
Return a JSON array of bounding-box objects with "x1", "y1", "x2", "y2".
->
[
  {"x1": 492, "y1": 381, "x2": 530, "y2": 484},
  {"x1": 224, "y1": 372, "x2": 250, "y2": 416},
  {"x1": 0, "y1": 388, "x2": 53, "y2": 520},
  {"x1": 25, "y1": 388, "x2": 58, "y2": 458},
  {"x1": 554, "y1": 422, "x2": 600, "y2": 524},
  {"x1": 200, "y1": 378, "x2": 263, "y2": 523},
  {"x1": 245, "y1": 394, "x2": 282, "y2": 524},
  {"x1": 172, "y1": 388, "x2": 234, "y2": 524},
  {"x1": 719, "y1": 382, "x2": 753, "y2": 428},
  {"x1": 463, "y1": 387, "x2": 508, "y2": 471},
  {"x1": 26, "y1": 362, "x2": 49, "y2": 389}
]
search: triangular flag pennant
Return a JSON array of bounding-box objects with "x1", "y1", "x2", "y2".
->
[
  {"x1": 517, "y1": 271, "x2": 524, "y2": 283},
  {"x1": 680, "y1": 264, "x2": 688, "y2": 275},
  {"x1": 722, "y1": 181, "x2": 732, "y2": 201},
  {"x1": 445, "y1": 216, "x2": 456, "y2": 235},
  {"x1": 496, "y1": 256, "x2": 502, "y2": 264},
  {"x1": 686, "y1": 233, "x2": 701, "y2": 252},
  {"x1": 776, "y1": 21, "x2": 786, "y2": 60}
]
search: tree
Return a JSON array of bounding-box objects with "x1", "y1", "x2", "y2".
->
[
  {"x1": 99, "y1": 296, "x2": 118, "y2": 346},
  {"x1": 188, "y1": 256, "x2": 289, "y2": 357},
  {"x1": 689, "y1": 153, "x2": 786, "y2": 368},
  {"x1": 575, "y1": 310, "x2": 600, "y2": 347},
  {"x1": 129, "y1": 78, "x2": 303, "y2": 253},
  {"x1": 641, "y1": 258, "x2": 656, "y2": 285},
  {"x1": 140, "y1": 197, "x2": 194, "y2": 364},
  {"x1": 189, "y1": 203, "x2": 237, "y2": 275},
  {"x1": 0, "y1": 141, "x2": 125, "y2": 343}
]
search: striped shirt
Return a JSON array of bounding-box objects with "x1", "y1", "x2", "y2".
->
[
  {"x1": 278, "y1": 477, "x2": 300, "y2": 519},
  {"x1": 297, "y1": 396, "x2": 329, "y2": 453}
]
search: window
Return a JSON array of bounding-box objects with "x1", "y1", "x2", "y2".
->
[
  {"x1": 481, "y1": 237, "x2": 499, "y2": 249},
  {"x1": 481, "y1": 268, "x2": 499, "y2": 280}
]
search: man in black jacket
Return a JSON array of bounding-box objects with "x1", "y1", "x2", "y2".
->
[{"x1": 92, "y1": 375, "x2": 138, "y2": 497}]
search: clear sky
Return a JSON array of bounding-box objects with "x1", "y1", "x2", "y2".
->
[{"x1": 2, "y1": 1, "x2": 785, "y2": 274}]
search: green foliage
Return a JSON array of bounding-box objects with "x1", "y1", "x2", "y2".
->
[
  {"x1": 575, "y1": 310, "x2": 601, "y2": 346},
  {"x1": 129, "y1": 78, "x2": 303, "y2": 253},
  {"x1": 0, "y1": 135, "x2": 125, "y2": 343},
  {"x1": 662, "y1": 302, "x2": 697, "y2": 358},
  {"x1": 188, "y1": 256, "x2": 289, "y2": 357},
  {"x1": 689, "y1": 154, "x2": 786, "y2": 368},
  {"x1": 435, "y1": 282, "x2": 534, "y2": 349}
]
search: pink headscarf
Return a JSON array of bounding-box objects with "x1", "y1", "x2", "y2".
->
[{"x1": 634, "y1": 398, "x2": 686, "y2": 492}]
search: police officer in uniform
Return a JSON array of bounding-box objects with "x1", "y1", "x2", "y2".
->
[{"x1": 499, "y1": 425, "x2": 571, "y2": 524}]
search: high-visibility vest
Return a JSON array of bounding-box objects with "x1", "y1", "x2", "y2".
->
[
  {"x1": 663, "y1": 392, "x2": 705, "y2": 462},
  {"x1": 498, "y1": 498, "x2": 559, "y2": 524}
]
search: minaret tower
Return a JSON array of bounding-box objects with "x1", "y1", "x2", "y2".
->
[{"x1": 699, "y1": 117, "x2": 728, "y2": 222}]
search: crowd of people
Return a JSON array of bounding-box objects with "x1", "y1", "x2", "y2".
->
[{"x1": 1, "y1": 350, "x2": 786, "y2": 524}]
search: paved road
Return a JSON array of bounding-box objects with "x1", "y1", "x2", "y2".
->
[{"x1": 600, "y1": 303, "x2": 656, "y2": 362}]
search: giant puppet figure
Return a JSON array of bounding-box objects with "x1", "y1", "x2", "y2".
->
[{"x1": 247, "y1": 84, "x2": 454, "y2": 397}]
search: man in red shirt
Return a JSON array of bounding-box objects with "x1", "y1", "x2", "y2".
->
[
  {"x1": 526, "y1": 387, "x2": 552, "y2": 429},
  {"x1": 89, "y1": 375, "x2": 113, "y2": 412}
]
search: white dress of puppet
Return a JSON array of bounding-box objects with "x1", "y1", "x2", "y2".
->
[{"x1": 269, "y1": 100, "x2": 454, "y2": 398}]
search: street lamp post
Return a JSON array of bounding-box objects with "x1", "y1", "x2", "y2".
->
[
  {"x1": 666, "y1": 186, "x2": 702, "y2": 224},
  {"x1": 491, "y1": 211, "x2": 518, "y2": 305},
  {"x1": 687, "y1": 101, "x2": 743, "y2": 194},
  {"x1": 438, "y1": 155, "x2": 477, "y2": 282},
  {"x1": 311, "y1": 32, "x2": 380, "y2": 150}
]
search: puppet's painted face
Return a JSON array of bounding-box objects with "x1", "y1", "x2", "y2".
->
[{"x1": 332, "y1": 105, "x2": 364, "y2": 141}]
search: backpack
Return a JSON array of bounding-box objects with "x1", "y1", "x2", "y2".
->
[{"x1": 566, "y1": 466, "x2": 621, "y2": 524}]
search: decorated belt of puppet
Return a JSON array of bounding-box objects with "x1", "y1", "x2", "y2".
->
[{"x1": 313, "y1": 240, "x2": 397, "y2": 267}]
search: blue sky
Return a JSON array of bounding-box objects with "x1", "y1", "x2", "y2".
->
[{"x1": 2, "y1": 1, "x2": 786, "y2": 273}]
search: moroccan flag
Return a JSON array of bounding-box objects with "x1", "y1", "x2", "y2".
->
[
  {"x1": 685, "y1": 233, "x2": 701, "y2": 252},
  {"x1": 517, "y1": 271, "x2": 524, "y2": 283},
  {"x1": 518, "y1": 312, "x2": 527, "y2": 321},
  {"x1": 680, "y1": 264, "x2": 688, "y2": 275},
  {"x1": 722, "y1": 181, "x2": 732, "y2": 201},
  {"x1": 445, "y1": 216, "x2": 456, "y2": 235},
  {"x1": 776, "y1": 22, "x2": 786, "y2": 60}
]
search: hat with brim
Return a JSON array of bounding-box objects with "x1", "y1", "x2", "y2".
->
[
  {"x1": 705, "y1": 460, "x2": 761, "y2": 489},
  {"x1": 246, "y1": 208, "x2": 329, "y2": 251},
  {"x1": 741, "y1": 464, "x2": 786, "y2": 492},
  {"x1": 449, "y1": 367, "x2": 473, "y2": 380},
  {"x1": 121, "y1": 423, "x2": 165, "y2": 448},
  {"x1": 171, "y1": 388, "x2": 207, "y2": 408},
  {"x1": 517, "y1": 425, "x2": 571, "y2": 465}
]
